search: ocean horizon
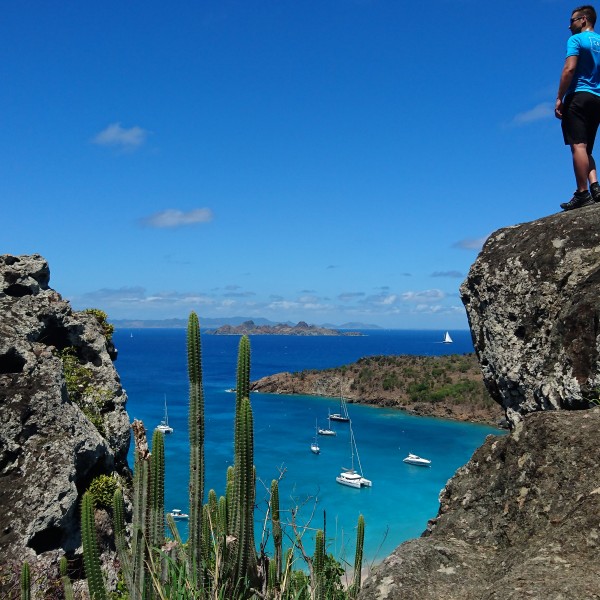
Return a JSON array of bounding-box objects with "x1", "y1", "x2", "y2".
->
[{"x1": 114, "y1": 328, "x2": 500, "y2": 566}]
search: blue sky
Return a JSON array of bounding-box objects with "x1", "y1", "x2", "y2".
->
[{"x1": 2, "y1": 0, "x2": 575, "y2": 329}]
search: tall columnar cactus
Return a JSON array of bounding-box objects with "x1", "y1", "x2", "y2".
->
[
  {"x1": 313, "y1": 530, "x2": 325, "y2": 600},
  {"x1": 112, "y1": 487, "x2": 134, "y2": 594},
  {"x1": 232, "y1": 396, "x2": 258, "y2": 586},
  {"x1": 20, "y1": 562, "x2": 30, "y2": 600},
  {"x1": 351, "y1": 514, "x2": 365, "y2": 597},
  {"x1": 235, "y1": 335, "x2": 251, "y2": 410},
  {"x1": 81, "y1": 491, "x2": 108, "y2": 600},
  {"x1": 131, "y1": 420, "x2": 151, "y2": 599},
  {"x1": 187, "y1": 311, "x2": 205, "y2": 575},
  {"x1": 149, "y1": 429, "x2": 165, "y2": 549},
  {"x1": 270, "y1": 479, "x2": 282, "y2": 581},
  {"x1": 60, "y1": 556, "x2": 75, "y2": 600}
]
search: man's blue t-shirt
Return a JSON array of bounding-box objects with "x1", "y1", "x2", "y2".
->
[{"x1": 565, "y1": 31, "x2": 600, "y2": 97}]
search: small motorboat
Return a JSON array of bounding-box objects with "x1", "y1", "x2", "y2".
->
[
  {"x1": 169, "y1": 509, "x2": 189, "y2": 520},
  {"x1": 403, "y1": 453, "x2": 431, "y2": 467}
]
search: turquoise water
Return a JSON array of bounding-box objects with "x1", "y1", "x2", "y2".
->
[{"x1": 114, "y1": 328, "x2": 500, "y2": 565}]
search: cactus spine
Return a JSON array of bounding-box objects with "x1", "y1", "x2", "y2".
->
[
  {"x1": 20, "y1": 562, "x2": 30, "y2": 600},
  {"x1": 187, "y1": 311, "x2": 205, "y2": 577},
  {"x1": 81, "y1": 491, "x2": 108, "y2": 600},
  {"x1": 351, "y1": 514, "x2": 365, "y2": 597}
]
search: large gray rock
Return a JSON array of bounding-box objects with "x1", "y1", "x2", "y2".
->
[
  {"x1": 359, "y1": 409, "x2": 600, "y2": 600},
  {"x1": 460, "y1": 207, "x2": 600, "y2": 429},
  {"x1": 0, "y1": 254, "x2": 130, "y2": 576},
  {"x1": 360, "y1": 210, "x2": 600, "y2": 599}
]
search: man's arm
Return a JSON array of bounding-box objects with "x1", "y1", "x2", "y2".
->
[{"x1": 555, "y1": 55, "x2": 578, "y2": 119}]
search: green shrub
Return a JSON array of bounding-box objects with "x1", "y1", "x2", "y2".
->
[
  {"x1": 88, "y1": 475, "x2": 119, "y2": 509},
  {"x1": 84, "y1": 308, "x2": 114, "y2": 341}
]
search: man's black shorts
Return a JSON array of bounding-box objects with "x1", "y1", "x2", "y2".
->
[{"x1": 562, "y1": 91, "x2": 600, "y2": 152}]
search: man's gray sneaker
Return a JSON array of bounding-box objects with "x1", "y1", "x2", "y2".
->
[{"x1": 560, "y1": 190, "x2": 594, "y2": 210}]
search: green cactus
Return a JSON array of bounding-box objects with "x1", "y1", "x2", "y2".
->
[
  {"x1": 235, "y1": 335, "x2": 251, "y2": 410},
  {"x1": 20, "y1": 562, "x2": 30, "y2": 600},
  {"x1": 231, "y1": 396, "x2": 258, "y2": 586},
  {"x1": 228, "y1": 335, "x2": 259, "y2": 589},
  {"x1": 270, "y1": 479, "x2": 282, "y2": 581},
  {"x1": 187, "y1": 311, "x2": 205, "y2": 577},
  {"x1": 60, "y1": 556, "x2": 75, "y2": 600},
  {"x1": 112, "y1": 487, "x2": 134, "y2": 595},
  {"x1": 313, "y1": 529, "x2": 325, "y2": 600},
  {"x1": 81, "y1": 491, "x2": 108, "y2": 600},
  {"x1": 217, "y1": 494, "x2": 228, "y2": 539},
  {"x1": 149, "y1": 428, "x2": 165, "y2": 549},
  {"x1": 131, "y1": 419, "x2": 152, "y2": 599},
  {"x1": 351, "y1": 514, "x2": 365, "y2": 597}
]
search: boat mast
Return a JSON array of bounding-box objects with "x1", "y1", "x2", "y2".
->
[{"x1": 351, "y1": 424, "x2": 365, "y2": 476}]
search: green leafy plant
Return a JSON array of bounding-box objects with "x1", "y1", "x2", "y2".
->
[
  {"x1": 84, "y1": 308, "x2": 115, "y2": 341},
  {"x1": 88, "y1": 475, "x2": 119, "y2": 509}
]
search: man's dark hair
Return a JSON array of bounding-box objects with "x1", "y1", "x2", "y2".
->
[{"x1": 573, "y1": 5, "x2": 597, "y2": 26}]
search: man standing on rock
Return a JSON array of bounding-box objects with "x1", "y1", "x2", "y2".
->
[{"x1": 555, "y1": 5, "x2": 600, "y2": 210}]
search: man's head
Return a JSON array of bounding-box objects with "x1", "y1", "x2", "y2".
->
[{"x1": 570, "y1": 5, "x2": 597, "y2": 33}]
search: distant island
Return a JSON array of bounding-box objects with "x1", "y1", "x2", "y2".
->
[
  {"x1": 206, "y1": 320, "x2": 364, "y2": 336},
  {"x1": 110, "y1": 317, "x2": 380, "y2": 330}
]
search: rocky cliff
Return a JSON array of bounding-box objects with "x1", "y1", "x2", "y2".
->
[
  {"x1": 460, "y1": 207, "x2": 600, "y2": 430},
  {"x1": 0, "y1": 255, "x2": 130, "y2": 588},
  {"x1": 359, "y1": 209, "x2": 600, "y2": 599}
]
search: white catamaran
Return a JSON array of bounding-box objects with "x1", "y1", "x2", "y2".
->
[
  {"x1": 336, "y1": 424, "x2": 371, "y2": 489},
  {"x1": 155, "y1": 394, "x2": 173, "y2": 434}
]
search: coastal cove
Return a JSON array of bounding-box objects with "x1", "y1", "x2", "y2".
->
[{"x1": 115, "y1": 328, "x2": 501, "y2": 564}]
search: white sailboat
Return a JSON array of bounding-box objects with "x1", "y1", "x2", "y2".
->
[
  {"x1": 329, "y1": 381, "x2": 351, "y2": 422},
  {"x1": 318, "y1": 411, "x2": 337, "y2": 436},
  {"x1": 336, "y1": 424, "x2": 371, "y2": 488},
  {"x1": 310, "y1": 420, "x2": 321, "y2": 454},
  {"x1": 155, "y1": 394, "x2": 173, "y2": 434},
  {"x1": 442, "y1": 331, "x2": 453, "y2": 344}
]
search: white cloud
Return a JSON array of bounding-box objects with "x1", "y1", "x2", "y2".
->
[
  {"x1": 511, "y1": 102, "x2": 554, "y2": 125},
  {"x1": 141, "y1": 208, "x2": 214, "y2": 228},
  {"x1": 401, "y1": 289, "x2": 445, "y2": 302},
  {"x1": 92, "y1": 122, "x2": 148, "y2": 150}
]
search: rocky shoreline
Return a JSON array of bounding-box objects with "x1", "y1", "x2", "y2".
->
[{"x1": 251, "y1": 353, "x2": 504, "y2": 427}]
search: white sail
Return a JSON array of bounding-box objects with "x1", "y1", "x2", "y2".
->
[{"x1": 443, "y1": 331, "x2": 453, "y2": 344}]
